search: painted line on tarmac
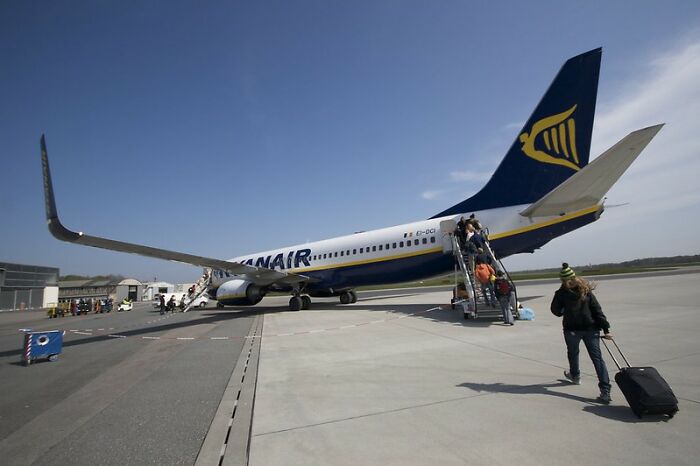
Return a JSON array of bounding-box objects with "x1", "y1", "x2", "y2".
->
[{"x1": 61, "y1": 305, "x2": 444, "y2": 342}]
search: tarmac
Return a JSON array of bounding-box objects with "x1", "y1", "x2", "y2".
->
[{"x1": 1, "y1": 270, "x2": 699, "y2": 465}]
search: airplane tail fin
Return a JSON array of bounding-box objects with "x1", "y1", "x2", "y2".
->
[{"x1": 432, "y1": 48, "x2": 602, "y2": 218}]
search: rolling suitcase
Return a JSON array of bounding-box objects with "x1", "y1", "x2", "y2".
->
[{"x1": 601, "y1": 337, "x2": 678, "y2": 419}]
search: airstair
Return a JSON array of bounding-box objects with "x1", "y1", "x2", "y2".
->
[
  {"x1": 441, "y1": 221, "x2": 518, "y2": 320},
  {"x1": 182, "y1": 269, "x2": 213, "y2": 313}
]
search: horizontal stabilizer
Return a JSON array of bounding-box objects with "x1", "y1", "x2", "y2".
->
[{"x1": 520, "y1": 124, "x2": 663, "y2": 217}]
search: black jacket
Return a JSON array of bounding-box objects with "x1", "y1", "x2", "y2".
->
[{"x1": 550, "y1": 287, "x2": 610, "y2": 333}]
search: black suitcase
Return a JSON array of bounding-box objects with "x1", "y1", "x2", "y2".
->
[{"x1": 602, "y1": 338, "x2": 679, "y2": 419}]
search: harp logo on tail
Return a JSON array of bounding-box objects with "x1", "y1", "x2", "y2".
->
[{"x1": 519, "y1": 105, "x2": 581, "y2": 171}]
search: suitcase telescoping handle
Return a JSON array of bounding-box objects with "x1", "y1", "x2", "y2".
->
[{"x1": 600, "y1": 336, "x2": 632, "y2": 371}]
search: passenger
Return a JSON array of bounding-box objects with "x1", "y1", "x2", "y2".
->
[
  {"x1": 469, "y1": 229, "x2": 486, "y2": 250},
  {"x1": 167, "y1": 295, "x2": 176, "y2": 314},
  {"x1": 159, "y1": 294, "x2": 166, "y2": 315},
  {"x1": 493, "y1": 271, "x2": 514, "y2": 325},
  {"x1": 476, "y1": 247, "x2": 492, "y2": 266},
  {"x1": 474, "y1": 259, "x2": 496, "y2": 307},
  {"x1": 550, "y1": 263, "x2": 613, "y2": 404},
  {"x1": 179, "y1": 294, "x2": 187, "y2": 311},
  {"x1": 456, "y1": 216, "x2": 468, "y2": 247},
  {"x1": 467, "y1": 213, "x2": 482, "y2": 231},
  {"x1": 95, "y1": 299, "x2": 101, "y2": 314}
]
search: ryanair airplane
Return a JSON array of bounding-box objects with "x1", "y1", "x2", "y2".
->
[{"x1": 40, "y1": 48, "x2": 662, "y2": 311}]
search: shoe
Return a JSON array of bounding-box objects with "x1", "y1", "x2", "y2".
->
[
  {"x1": 597, "y1": 391, "x2": 611, "y2": 404},
  {"x1": 564, "y1": 371, "x2": 581, "y2": 385}
]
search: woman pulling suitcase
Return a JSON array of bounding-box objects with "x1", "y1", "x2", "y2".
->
[{"x1": 550, "y1": 263, "x2": 613, "y2": 404}]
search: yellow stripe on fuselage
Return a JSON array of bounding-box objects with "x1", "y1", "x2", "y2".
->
[
  {"x1": 488, "y1": 205, "x2": 600, "y2": 240},
  {"x1": 282, "y1": 205, "x2": 600, "y2": 274}
]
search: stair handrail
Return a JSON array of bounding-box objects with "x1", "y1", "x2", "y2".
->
[
  {"x1": 452, "y1": 235, "x2": 477, "y2": 312},
  {"x1": 481, "y1": 231, "x2": 519, "y2": 315}
]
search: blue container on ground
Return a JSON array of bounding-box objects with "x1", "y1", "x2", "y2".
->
[{"x1": 22, "y1": 330, "x2": 64, "y2": 365}]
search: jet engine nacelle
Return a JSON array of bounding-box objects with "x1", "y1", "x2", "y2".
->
[{"x1": 216, "y1": 279, "x2": 265, "y2": 306}]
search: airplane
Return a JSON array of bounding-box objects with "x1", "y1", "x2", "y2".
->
[{"x1": 40, "y1": 47, "x2": 663, "y2": 311}]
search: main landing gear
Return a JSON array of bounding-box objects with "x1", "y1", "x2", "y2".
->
[
  {"x1": 339, "y1": 290, "x2": 358, "y2": 305},
  {"x1": 289, "y1": 294, "x2": 312, "y2": 311}
]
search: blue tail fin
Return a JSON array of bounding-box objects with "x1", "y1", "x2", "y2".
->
[{"x1": 431, "y1": 48, "x2": 601, "y2": 218}]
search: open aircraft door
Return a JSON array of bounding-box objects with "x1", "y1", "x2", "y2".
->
[{"x1": 439, "y1": 219, "x2": 457, "y2": 254}]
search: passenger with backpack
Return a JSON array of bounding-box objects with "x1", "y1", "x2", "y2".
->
[
  {"x1": 474, "y1": 259, "x2": 496, "y2": 307},
  {"x1": 550, "y1": 263, "x2": 613, "y2": 404},
  {"x1": 493, "y1": 270, "x2": 514, "y2": 325}
]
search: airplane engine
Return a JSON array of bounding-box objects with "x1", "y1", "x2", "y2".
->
[{"x1": 215, "y1": 279, "x2": 265, "y2": 306}]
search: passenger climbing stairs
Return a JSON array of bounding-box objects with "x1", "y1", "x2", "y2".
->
[
  {"x1": 446, "y1": 227, "x2": 518, "y2": 321},
  {"x1": 182, "y1": 269, "x2": 213, "y2": 313}
]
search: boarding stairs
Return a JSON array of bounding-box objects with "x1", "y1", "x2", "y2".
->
[
  {"x1": 182, "y1": 269, "x2": 213, "y2": 313},
  {"x1": 446, "y1": 227, "x2": 518, "y2": 320}
]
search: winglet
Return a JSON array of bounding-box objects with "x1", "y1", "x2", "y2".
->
[{"x1": 40, "y1": 135, "x2": 82, "y2": 241}]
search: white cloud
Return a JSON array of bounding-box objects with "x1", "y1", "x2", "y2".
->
[
  {"x1": 507, "y1": 36, "x2": 700, "y2": 270},
  {"x1": 503, "y1": 121, "x2": 525, "y2": 131},
  {"x1": 421, "y1": 190, "x2": 445, "y2": 200},
  {"x1": 449, "y1": 170, "x2": 491, "y2": 182}
]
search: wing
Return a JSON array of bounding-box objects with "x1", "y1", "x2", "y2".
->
[
  {"x1": 519, "y1": 124, "x2": 663, "y2": 217},
  {"x1": 40, "y1": 135, "x2": 308, "y2": 286}
]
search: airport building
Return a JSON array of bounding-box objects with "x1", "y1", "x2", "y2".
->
[
  {"x1": 58, "y1": 277, "x2": 144, "y2": 302},
  {"x1": 141, "y1": 281, "x2": 175, "y2": 301},
  {"x1": 0, "y1": 261, "x2": 60, "y2": 311}
]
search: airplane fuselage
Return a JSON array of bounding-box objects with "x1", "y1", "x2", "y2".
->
[{"x1": 213, "y1": 204, "x2": 603, "y2": 302}]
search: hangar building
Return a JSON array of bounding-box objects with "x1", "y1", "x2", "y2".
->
[{"x1": 0, "y1": 261, "x2": 60, "y2": 311}]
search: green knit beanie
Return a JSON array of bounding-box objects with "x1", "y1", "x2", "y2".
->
[{"x1": 559, "y1": 262, "x2": 576, "y2": 280}]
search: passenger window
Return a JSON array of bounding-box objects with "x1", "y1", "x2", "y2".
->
[
  {"x1": 346, "y1": 250, "x2": 350, "y2": 255},
  {"x1": 372, "y1": 246, "x2": 376, "y2": 252},
  {"x1": 379, "y1": 245, "x2": 383, "y2": 251},
  {"x1": 430, "y1": 236, "x2": 436, "y2": 243},
  {"x1": 323, "y1": 254, "x2": 327, "y2": 259},
  {"x1": 334, "y1": 252, "x2": 338, "y2": 257},
  {"x1": 385, "y1": 244, "x2": 389, "y2": 249},
  {"x1": 353, "y1": 249, "x2": 357, "y2": 254},
  {"x1": 414, "y1": 239, "x2": 419, "y2": 245},
  {"x1": 360, "y1": 248, "x2": 363, "y2": 253},
  {"x1": 341, "y1": 251, "x2": 344, "y2": 256},
  {"x1": 392, "y1": 243, "x2": 396, "y2": 248},
  {"x1": 400, "y1": 241, "x2": 404, "y2": 247},
  {"x1": 422, "y1": 238, "x2": 427, "y2": 244}
]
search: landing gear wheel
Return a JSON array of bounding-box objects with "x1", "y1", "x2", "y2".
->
[
  {"x1": 289, "y1": 296, "x2": 303, "y2": 311},
  {"x1": 349, "y1": 291, "x2": 358, "y2": 304},
  {"x1": 301, "y1": 295, "x2": 311, "y2": 310},
  {"x1": 217, "y1": 301, "x2": 224, "y2": 309},
  {"x1": 339, "y1": 292, "x2": 352, "y2": 305}
]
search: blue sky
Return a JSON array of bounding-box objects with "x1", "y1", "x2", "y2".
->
[{"x1": 2, "y1": 1, "x2": 700, "y2": 282}]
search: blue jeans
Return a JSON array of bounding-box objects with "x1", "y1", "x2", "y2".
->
[
  {"x1": 563, "y1": 330, "x2": 611, "y2": 391},
  {"x1": 480, "y1": 282, "x2": 495, "y2": 306},
  {"x1": 497, "y1": 295, "x2": 513, "y2": 323}
]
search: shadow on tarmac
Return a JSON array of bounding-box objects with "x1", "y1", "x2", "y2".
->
[
  {"x1": 457, "y1": 380, "x2": 671, "y2": 423},
  {"x1": 457, "y1": 380, "x2": 597, "y2": 404},
  {"x1": 0, "y1": 294, "x2": 543, "y2": 360},
  {"x1": 0, "y1": 308, "x2": 260, "y2": 359}
]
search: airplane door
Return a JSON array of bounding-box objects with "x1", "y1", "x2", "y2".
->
[{"x1": 439, "y1": 219, "x2": 457, "y2": 254}]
